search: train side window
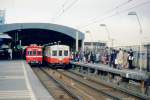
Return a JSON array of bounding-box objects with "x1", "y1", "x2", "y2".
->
[
  {"x1": 37, "y1": 51, "x2": 41, "y2": 55},
  {"x1": 59, "y1": 50, "x2": 62, "y2": 56},
  {"x1": 64, "y1": 50, "x2": 68, "y2": 56},
  {"x1": 52, "y1": 50, "x2": 57, "y2": 56},
  {"x1": 49, "y1": 50, "x2": 51, "y2": 56},
  {"x1": 33, "y1": 51, "x2": 36, "y2": 55},
  {"x1": 28, "y1": 51, "x2": 32, "y2": 55}
]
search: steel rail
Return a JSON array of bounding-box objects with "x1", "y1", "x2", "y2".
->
[
  {"x1": 56, "y1": 69, "x2": 123, "y2": 100},
  {"x1": 39, "y1": 67, "x2": 82, "y2": 100},
  {"x1": 69, "y1": 69, "x2": 150, "y2": 100}
]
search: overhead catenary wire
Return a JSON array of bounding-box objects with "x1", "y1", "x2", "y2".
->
[
  {"x1": 62, "y1": 0, "x2": 79, "y2": 13},
  {"x1": 77, "y1": 0, "x2": 134, "y2": 28},
  {"x1": 82, "y1": 0, "x2": 133, "y2": 26},
  {"x1": 78, "y1": 0, "x2": 150, "y2": 29},
  {"x1": 52, "y1": 0, "x2": 79, "y2": 22},
  {"x1": 51, "y1": 0, "x2": 70, "y2": 22},
  {"x1": 55, "y1": 0, "x2": 79, "y2": 21}
]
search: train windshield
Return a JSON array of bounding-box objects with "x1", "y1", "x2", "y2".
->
[
  {"x1": 37, "y1": 51, "x2": 42, "y2": 55},
  {"x1": 33, "y1": 51, "x2": 36, "y2": 55},
  {"x1": 64, "y1": 50, "x2": 68, "y2": 56},
  {"x1": 59, "y1": 50, "x2": 62, "y2": 56},
  {"x1": 28, "y1": 51, "x2": 32, "y2": 55}
]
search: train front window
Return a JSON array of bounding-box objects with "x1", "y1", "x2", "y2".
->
[
  {"x1": 64, "y1": 50, "x2": 68, "y2": 56},
  {"x1": 28, "y1": 51, "x2": 32, "y2": 55},
  {"x1": 59, "y1": 50, "x2": 62, "y2": 56},
  {"x1": 52, "y1": 50, "x2": 57, "y2": 56},
  {"x1": 33, "y1": 51, "x2": 36, "y2": 55}
]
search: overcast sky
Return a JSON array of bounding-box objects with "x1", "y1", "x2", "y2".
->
[{"x1": 0, "y1": 0, "x2": 150, "y2": 46}]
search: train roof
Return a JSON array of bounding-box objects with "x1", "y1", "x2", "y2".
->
[
  {"x1": 45, "y1": 45, "x2": 69, "y2": 49},
  {"x1": 26, "y1": 44, "x2": 43, "y2": 48}
]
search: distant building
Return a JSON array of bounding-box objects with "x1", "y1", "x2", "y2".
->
[
  {"x1": 84, "y1": 41, "x2": 106, "y2": 52},
  {"x1": 0, "y1": 10, "x2": 5, "y2": 25}
]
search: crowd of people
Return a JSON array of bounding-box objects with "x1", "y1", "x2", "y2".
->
[{"x1": 72, "y1": 48, "x2": 134, "y2": 70}]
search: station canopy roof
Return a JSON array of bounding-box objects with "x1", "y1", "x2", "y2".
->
[
  {"x1": 0, "y1": 23, "x2": 84, "y2": 48},
  {"x1": 0, "y1": 23, "x2": 84, "y2": 40}
]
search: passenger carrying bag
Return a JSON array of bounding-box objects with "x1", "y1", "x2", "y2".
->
[{"x1": 128, "y1": 56, "x2": 133, "y2": 60}]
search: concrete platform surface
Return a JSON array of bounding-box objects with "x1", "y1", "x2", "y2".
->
[
  {"x1": 71, "y1": 62, "x2": 149, "y2": 81},
  {"x1": 0, "y1": 60, "x2": 54, "y2": 100}
]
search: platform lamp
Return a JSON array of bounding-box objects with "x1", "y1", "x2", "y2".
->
[
  {"x1": 85, "y1": 30, "x2": 94, "y2": 52},
  {"x1": 100, "y1": 24, "x2": 112, "y2": 47},
  {"x1": 128, "y1": 11, "x2": 143, "y2": 71}
]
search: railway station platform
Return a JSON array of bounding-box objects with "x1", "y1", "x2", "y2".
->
[
  {"x1": 70, "y1": 61, "x2": 150, "y2": 94},
  {"x1": 71, "y1": 61, "x2": 149, "y2": 81},
  {"x1": 0, "y1": 60, "x2": 54, "y2": 100}
]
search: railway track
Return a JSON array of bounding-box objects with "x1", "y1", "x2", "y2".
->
[
  {"x1": 56, "y1": 69, "x2": 147, "y2": 100},
  {"x1": 33, "y1": 66, "x2": 148, "y2": 100},
  {"x1": 66, "y1": 69, "x2": 150, "y2": 100},
  {"x1": 33, "y1": 67, "x2": 111, "y2": 100},
  {"x1": 32, "y1": 67, "x2": 81, "y2": 100}
]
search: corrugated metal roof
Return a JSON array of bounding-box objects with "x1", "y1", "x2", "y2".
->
[{"x1": 0, "y1": 23, "x2": 84, "y2": 40}]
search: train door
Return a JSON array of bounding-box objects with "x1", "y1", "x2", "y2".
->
[
  {"x1": 64, "y1": 50, "x2": 69, "y2": 57},
  {"x1": 51, "y1": 49, "x2": 57, "y2": 63},
  {"x1": 58, "y1": 49, "x2": 63, "y2": 59}
]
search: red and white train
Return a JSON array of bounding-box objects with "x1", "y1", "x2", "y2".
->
[
  {"x1": 26, "y1": 44, "x2": 43, "y2": 65},
  {"x1": 43, "y1": 45, "x2": 70, "y2": 68}
]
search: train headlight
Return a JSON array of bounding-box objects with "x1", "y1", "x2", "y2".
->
[{"x1": 59, "y1": 58, "x2": 62, "y2": 61}]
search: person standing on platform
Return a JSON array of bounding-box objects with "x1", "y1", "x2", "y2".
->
[
  {"x1": 116, "y1": 48, "x2": 123, "y2": 69},
  {"x1": 96, "y1": 53, "x2": 100, "y2": 63},
  {"x1": 110, "y1": 49, "x2": 117, "y2": 68},
  {"x1": 90, "y1": 52, "x2": 94, "y2": 63},
  {"x1": 8, "y1": 48, "x2": 12, "y2": 60},
  {"x1": 123, "y1": 50, "x2": 129, "y2": 69},
  {"x1": 85, "y1": 52, "x2": 88, "y2": 63},
  {"x1": 128, "y1": 49, "x2": 134, "y2": 69},
  {"x1": 93, "y1": 53, "x2": 96, "y2": 63},
  {"x1": 103, "y1": 47, "x2": 109, "y2": 64},
  {"x1": 110, "y1": 49, "x2": 114, "y2": 67}
]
